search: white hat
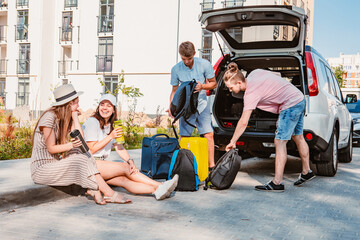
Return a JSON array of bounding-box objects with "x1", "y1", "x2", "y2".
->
[
  {"x1": 51, "y1": 84, "x2": 83, "y2": 106},
  {"x1": 99, "y1": 93, "x2": 117, "y2": 106}
]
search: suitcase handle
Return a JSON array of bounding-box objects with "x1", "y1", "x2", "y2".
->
[{"x1": 152, "y1": 134, "x2": 170, "y2": 139}]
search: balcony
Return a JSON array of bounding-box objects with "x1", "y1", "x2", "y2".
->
[
  {"x1": 0, "y1": 0, "x2": 8, "y2": 9},
  {"x1": 15, "y1": 24, "x2": 28, "y2": 41},
  {"x1": 222, "y1": 0, "x2": 245, "y2": 8},
  {"x1": 0, "y1": 59, "x2": 7, "y2": 74},
  {"x1": 59, "y1": 26, "x2": 73, "y2": 43},
  {"x1": 97, "y1": 15, "x2": 114, "y2": 34},
  {"x1": 16, "y1": 0, "x2": 29, "y2": 8},
  {"x1": 199, "y1": 48, "x2": 212, "y2": 63},
  {"x1": 64, "y1": 0, "x2": 77, "y2": 8},
  {"x1": 58, "y1": 60, "x2": 77, "y2": 77},
  {"x1": 16, "y1": 59, "x2": 30, "y2": 74},
  {"x1": 16, "y1": 92, "x2": 29, "y2": 106},
  {"x1": 200, "y1": 1, "x2": 214, "y2": 11},
  {"x1": 96, "y1": 55, "x2": 113, "y2": 72},
  {"x1": 0, "y1": 25, "x2": 7, "y2": 43}
]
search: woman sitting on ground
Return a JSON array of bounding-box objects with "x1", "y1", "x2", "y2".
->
[
  {"x1": 82, "y1": 94, "x2": 178, "y2": 200},
  {"x1": 31, "y1": 84, "x2": 132, "y2": 205}
]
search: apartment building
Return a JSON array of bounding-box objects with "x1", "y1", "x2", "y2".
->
[
  {"x1": 0, "y1": 0, "x2": 314, "y2": 115},
  {"x1": 327, "y1": 53, "x2": 360, "y2": 88}
]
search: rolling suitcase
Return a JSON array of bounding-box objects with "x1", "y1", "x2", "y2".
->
[
  {"x1": 141, "y1": 134, "x2": 179, "y2": 179},
  {"x1": 179, "y1": 137, "x2": 208, "y2": 182}
]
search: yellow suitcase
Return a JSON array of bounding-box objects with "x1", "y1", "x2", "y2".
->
[{"x1": 180, "y1": 137, "x2": 208, "y2": 181}]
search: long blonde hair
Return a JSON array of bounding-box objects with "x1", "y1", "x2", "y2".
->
[
  {"x1": 223, "y1": 62, "x2": 245, "y2": 83},
  {"x1": 33, "y1": 100, "x2": 74, "y2": 145}
]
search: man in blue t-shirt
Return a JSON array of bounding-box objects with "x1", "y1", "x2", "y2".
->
[{"x1": 167, "y1": 41, "x2": 217, "y2": 169}]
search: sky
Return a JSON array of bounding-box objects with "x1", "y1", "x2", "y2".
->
[{"x1": 312, "y1": 0, "x2": 360, "y2": 58}]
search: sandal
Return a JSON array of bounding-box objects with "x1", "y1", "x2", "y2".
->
[
  {"x1": 104, "y1": 192, "x2": 132, "y2": 204},
  {"x1": 85, "y1": 190, "x2": 106, "y2": 205}
]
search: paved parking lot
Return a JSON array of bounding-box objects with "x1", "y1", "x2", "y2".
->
[{"x1": 1, "y1": 149, "x2": 360, "y2": 240}]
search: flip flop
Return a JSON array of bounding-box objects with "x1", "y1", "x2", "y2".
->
[{"x1": 104, "y1": 192, "x2": 132, "y2": 204}]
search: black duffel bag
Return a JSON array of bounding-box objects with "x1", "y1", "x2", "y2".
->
[{"x1": 204, "y1": 149, "x2": 241, "y2": 190}]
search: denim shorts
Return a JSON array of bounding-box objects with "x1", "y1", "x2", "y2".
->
[
  {"x1": 179, "y1": 105, "x2": 213, "y2": 136},
  {"x1": 275, "y1": 98, "x2": 306, "y2": 140}
]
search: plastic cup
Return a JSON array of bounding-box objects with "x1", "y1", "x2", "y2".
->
[{"x1": 113, "y1": 120, "x2": 125, "y2": 144}]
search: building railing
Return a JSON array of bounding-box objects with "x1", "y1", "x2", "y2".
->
[
  {"x1": 0, "y1": 59, "x2": 7, "y2": 74},
  {"x1": 15, "y1": 24, "x2": 28, "y2": 41},
  {"x1": 0, "y1": 92, "x2": 6, "y2": 108},
  {"x1": 16, "y1": 0, "x2": 28, "y2": 8},
  {"x1": 200, "y1": 1, "x2": 214, "y2": 11},
  {"x1": 222, "y1": 0, "x2": 245, "y2": 8},
  {"x1": 58, "y1": 60, "x2": 75, "y2": 77},
  {"x1": 96, "y1": 55, "x2": 113, "y2": 72},
  {"x1": 0, "y1": 0, "x2": 8, "y2": 8},
  {"x1": 0, "y1": 25, "x2": 7, "y2": 42},
  {"x1": 16, "y1": 92, "x2": 29, "y2": 106},
  {"x1": 59, "y1": 26, "x2": 73, "y2": 42},
  {"x1": 17, "y1": 59, "x2": 30, "y2": 74},
  {"x1": 97, "y1": 15, "x2": 114, "y2": 33},
  {"x1": 64, "y1": 0, "x2": 77, "y2": 8},
  {"x1": 199, "y1": 48, "x2": 212, "y2": 63}
]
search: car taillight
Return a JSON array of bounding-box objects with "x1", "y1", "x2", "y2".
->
[
  {"x1": 305, "y1": 133, "x2": 313, "y2": 141},
  {"x1": 224, "y1": 122, "x2": 233, "y2": 128},
  {"x1": 305, "y1": 52, "x2": 319, "y2": 96},
  {"x1": 236, "y1": 141, "x2": 245, "y2": 146}
]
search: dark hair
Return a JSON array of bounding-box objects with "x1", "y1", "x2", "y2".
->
[
  {"x1": 91, "y1": 104, "x2": 117, "y2": 134},
  {"x1": 223, "y1": 62, "x2": 245, "y2": 82}
]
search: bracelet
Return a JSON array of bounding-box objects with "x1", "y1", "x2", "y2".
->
[{"x1": 127, "y1": 158, "x2": 134, "y2": 164}]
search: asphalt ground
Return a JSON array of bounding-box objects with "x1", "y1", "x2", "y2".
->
[{"x1": 1, "y1": 148, "x2": 360, "y2": 239}]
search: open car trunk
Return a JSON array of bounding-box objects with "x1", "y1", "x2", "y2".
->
[{"x1": 214, "y1": 56, "x2": 305, "y2": 132}]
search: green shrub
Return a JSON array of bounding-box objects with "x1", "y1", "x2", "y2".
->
[{"x1": 0, "y1": 127, "x2": 33, "y2": 160}]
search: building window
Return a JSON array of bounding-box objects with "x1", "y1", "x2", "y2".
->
[
  {"x1": 16, "y1": 78, "x2": 29, "y2": 106},
  {"x1": 347, "y1": 72, "x2": 352, "y2": 78},
  {"x1": 0, "y1": 59, "x2": 7, "y2": 74},
  {"x1": 16, "y1": 10, "x2": 29, "y2": 41},
  {"x1": 17, "y1": 44, "x2": 30, "y2": 74},
  {"x1": 16, "y1": 0, "x2": 29, "y2": 8},
  {"x1": 200, "y1": 29, "x2": 212, "y2": 63},
  {"x1": 97, "y1": 37, "x2": 113, "y2": 72},
  {"x1": 356, "y1": 72, "x2": 359, "y2": 78},
  {"x1": 201, "y1": 0, "x2": 214, "y2": 11},
  {"x1": 103, "y1": 76, "x2": 118, "y2": 95},
  {"x1": 222, "y1": 0, "x2": 245, "y2": 8},
  {"x1": 0, "y1": 78, "x2": 5, "y2": 107},
  {"x1": 61, "y1": 12, "x2": 73, "y2": 41},
  {"x1": 64, "y1": 0, "x2": 77, "y2": 8},
  {"x1": 98, "y1": 0, "x2": 114, "y2": 33}
]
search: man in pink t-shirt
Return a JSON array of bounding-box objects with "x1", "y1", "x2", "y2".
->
[{"x1": 224, "y1": 63, "x2": 315, "y2": 192}]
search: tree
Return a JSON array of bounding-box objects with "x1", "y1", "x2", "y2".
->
[{"x1": 332, "y1": 65, "x2": 347, "y2": 88}]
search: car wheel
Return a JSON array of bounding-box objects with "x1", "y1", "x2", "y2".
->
[
  {"x1": 315, "y1": 129, "x2": 338, "y2": 176},
  {"x1": 339, "y1": 129, "x2": 353, "y2": 163}
]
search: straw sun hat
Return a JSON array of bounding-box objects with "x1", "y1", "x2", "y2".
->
[{"x1": 51, "y1": 84, "x2": 83, "y2": 106}]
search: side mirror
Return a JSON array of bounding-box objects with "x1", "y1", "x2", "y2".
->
[{"x1": 345, "y1": 94, "x2": 357, "y2": 103}]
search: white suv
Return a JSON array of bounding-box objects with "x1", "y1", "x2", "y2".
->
[{"x1": 200, "y1": 5, "x2": 353, "y2": 176}]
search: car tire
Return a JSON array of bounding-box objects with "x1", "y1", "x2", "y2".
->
[
  {"x1": 339, "y1": 129, "x2": 353, "y2": 163},
  {"x1": 315, "y1": 129, "x2": 338, "y2": 177}
]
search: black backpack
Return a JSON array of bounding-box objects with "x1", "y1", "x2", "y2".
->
[
  {"x1": 168, "y1": 149, "x2": 200, "y2": 191},
  {"x1": 204, "y1": 149, "x2": 241, "y2": 190},
  {"x1": 170, "y1": 80, "x2": 199, "y2": 131}
]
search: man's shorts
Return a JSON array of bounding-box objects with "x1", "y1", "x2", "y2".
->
[
  {"x1": 179, "y1": 105, "x2": 213, "y2": 136},
  {"x1": 275, "y1": 98, "x2": 306, "y2": 140}
]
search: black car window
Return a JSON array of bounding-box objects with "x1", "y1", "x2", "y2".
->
[
  {"x1": 325, "y1": 66, "x2": 341, "y2": 101},
  {"x1": 319, "y1": 61, "x2": 333, "y2": 95},
  {"x1": 330, "y1": 71, "x2": 344, "y2": 102}
]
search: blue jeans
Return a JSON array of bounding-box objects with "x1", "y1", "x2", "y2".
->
[{"x1": 275, "y1": 98, "x2": 306, "y2": 140}]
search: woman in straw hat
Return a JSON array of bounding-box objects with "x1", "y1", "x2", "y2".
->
[
  {"x1": 82, "y1": 94, "x2": 178, "y2": 200},
  {"x1": 31, "y1": 84, "x2": 131, "y2": 205}
]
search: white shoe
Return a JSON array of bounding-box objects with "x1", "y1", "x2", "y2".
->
[{"x1": 154, "y1": 174, "x2": 179, "y2": 200}]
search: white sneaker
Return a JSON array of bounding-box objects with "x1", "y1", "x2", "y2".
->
[{"x1": 154, "y1": 174, "x2": 179, "y2": 200}]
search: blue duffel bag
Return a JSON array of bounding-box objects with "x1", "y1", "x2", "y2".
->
[{"x1": 141, "y1": 134, "x2": 179, "y2": 179}]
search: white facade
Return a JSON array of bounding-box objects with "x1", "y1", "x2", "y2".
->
[
  {"x1": 327, "y1": 52, "x2": 360, "y2": 88},
  {"x1": 0, "y1": 0, "x2": 314, "y2": 115}
]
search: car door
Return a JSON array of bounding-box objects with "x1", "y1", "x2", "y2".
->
[
  {"x1": 324, "y1": 65, "x2": 350, "y2": 146},
  {"x1": 199, "y1": 5, "x2": 307, "y2": 56}
]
